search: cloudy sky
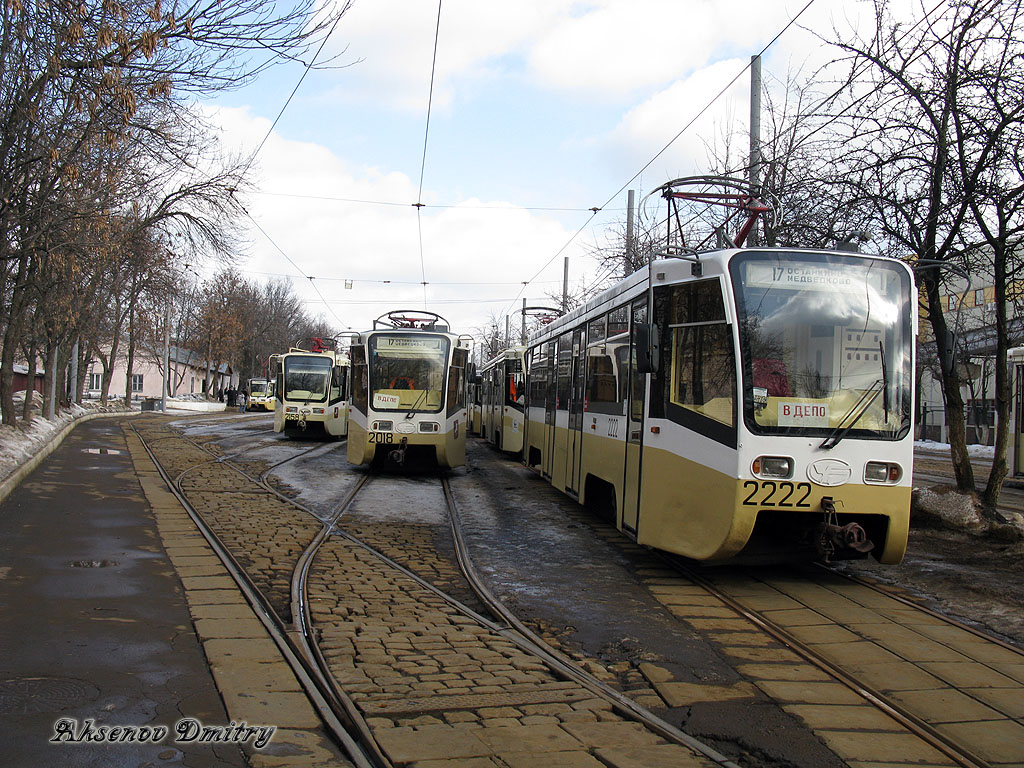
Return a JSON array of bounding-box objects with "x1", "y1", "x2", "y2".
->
[{"x1": 203, "y1": 0, "x2": 877, "y2": 341}]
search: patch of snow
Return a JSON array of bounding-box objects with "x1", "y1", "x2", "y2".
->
[
  {"x1": 0, "y1": 392, "x2": 132, "y2": 484},
  {"x1": 914, "y1": 440, "x2": 996, "y2": 459}
]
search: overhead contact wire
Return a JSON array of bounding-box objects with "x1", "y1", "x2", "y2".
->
[
  {"x1": 415, "y1": 0, "x2": 444, "y2": 310},
  {"x1": 245, "y1": 209, "x2": 351, "y2": 329},
  {"x1": 509, "y1": 0, "x2": 819, "y2": 313}
]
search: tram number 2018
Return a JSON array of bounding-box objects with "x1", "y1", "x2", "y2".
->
[
  {"x1": 368, "y1": 432, "x2": 394, "y2": 444},
  {"x1": 742, "y1": 481, "x2": 812, "y2": 508}
]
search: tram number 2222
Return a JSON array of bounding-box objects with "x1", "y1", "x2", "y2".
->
[
  {"x1": 368, "y1": 432, "x2": 394, "y2": 444},
  {"x1": 741, "y1": 481, "x2": 813, "y2": 508}
]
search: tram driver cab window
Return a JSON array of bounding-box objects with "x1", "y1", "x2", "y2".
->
[{"x1": 652, "y1": 280, "x2": 736, "y2": 442}]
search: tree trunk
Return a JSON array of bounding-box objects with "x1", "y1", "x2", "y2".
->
[
  {"x1": 923, "y1": 270, "x2": 975, "y2": 490},
  {"x1": 983, "y1": 244, "x2": 1009, "y2": 510},
  {"x1": 22, "y1": 336, "x2": 37, "y2": 423}
]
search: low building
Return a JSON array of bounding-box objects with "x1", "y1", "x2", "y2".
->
[{"x1": 84, "y1": 346, "x2": 237, "y2": 401}]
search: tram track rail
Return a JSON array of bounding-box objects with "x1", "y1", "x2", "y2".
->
[
  {"x1": 133, "y1": 422, "x2": 382, "y2": 768},
  {"x1": 659, "y1": 555, "x2": 1024, "y2": 768},
  {"x1": 136, "y1": 420, "x2": 746, "y2": 767},
  {"x1": 135, "y1": 417, "x2": 1023, "y2": 767}
]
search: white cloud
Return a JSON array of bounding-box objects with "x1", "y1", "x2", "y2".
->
[
  {"x1": 205, "y1": 106, "x2": 590, "y2": 335},
  {"x1": 330, "y1": 0, "x2": 562, "y2": 111},
  {"x1": 602, "y1": 58, "x2": 751, "y2": 186}
]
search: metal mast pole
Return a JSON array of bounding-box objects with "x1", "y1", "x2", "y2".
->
[
  {"x1": 625, "y1": 189, "x2": 635, "y2": 277},
  {"x1": 521, "y1": 298, "x2": 527, "y2": 345},
  {"x1": 749, "y1": 54, "x2": 762, "y2": 247},
  {"x1": 562, "y1": 257, "x2": 569, "y2": 313}
]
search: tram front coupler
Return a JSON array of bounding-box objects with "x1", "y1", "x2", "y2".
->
[
  {"x1": 814, "y1": 496, "x2": 874, "y2": 563},
  {"x1": 388, "y1": 437, "x2": 409, "y2": 466}
]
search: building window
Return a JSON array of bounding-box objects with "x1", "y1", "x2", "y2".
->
[
  {"x1": 190, "y1": 376, "x2": 195, "y2": 393},
  {"x1": 975, "y1": 288, "x2": 985, "y2": 307},
  {"x1": 948, "y1": 294, "x2": 956, "y2": 311},
  {"x1": 131, "y1": 374, "x2": 144, "y2": 393},
  {"x1": 87, "y1": 373, "x2": 101, "y2": 390}
]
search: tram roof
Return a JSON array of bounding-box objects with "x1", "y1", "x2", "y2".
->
[{"x1": 526, "y1": 246, "x2": 912, "y2": 347}]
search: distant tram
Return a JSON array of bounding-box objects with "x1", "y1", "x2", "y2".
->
[
  {"x1": 480, "y1": 346, "x2": 527, "y2": 454},
  {"x1": 271, "y1": 347, "x2": 350, "y2": 438},
  {"x1": 247, "y1": 377, "x2": 274, "y2": 411},
  {"x1": 347, "y1": 311, "x2": 472, "y2": 468},
  {"x1": 522, "y1": 247, "x2": 916, "y2": 564}
]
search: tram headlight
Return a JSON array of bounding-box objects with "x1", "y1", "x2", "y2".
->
[
  {"x1": 312, "y1": 408, "x2": 325, "y2": 414},
  {"x1": 865, "y1": 462, "x2": 902, "y2": 484},
  {"x1": 420, "y1": 422, "x2": 439, "y2": 432},
  {"x1": 285, "y1": 406, "x2": 297, "y2": 413},
  {"x1": 752, "y1": 456, "x2": 792, "y2": 479},
  {"x1": 373, "y1": 420, "x2": 393, "y2": 431}
]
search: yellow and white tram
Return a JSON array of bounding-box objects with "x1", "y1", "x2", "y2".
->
[
  {"x1": 480, "y1": 346, "x2": 527, "y2": 454},
  {"x1": 347, "y1": 311, "x2": 471, "y2": 468},
  {"x1": 523, "y1": 248, "x2": 915, "y2": 563},
  {"x1": 271, "y1": 348, "x2": 350, "y2": 438},
  {"x1": 247, "y1": 377, "x2": 274, "y2": 411}
]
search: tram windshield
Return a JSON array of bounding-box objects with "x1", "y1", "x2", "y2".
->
[
  {"x1": 283, "y1": 355, "x2": 332, "y2": 403},
  {"x1": 369, "y1": 333, "x2": 449, "y2": 413},
  {"x1": 249, "y1": 378, "x2": 270, "y2": 397},
  {"x1": 730, "y1": 251, "x2": 913, "y2": 440}
]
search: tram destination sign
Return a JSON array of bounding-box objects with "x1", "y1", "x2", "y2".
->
[
  {"x1": 376, "y1": 336, "x2": 443, "y2": 350},
  {"x1": 745, "y1": 261, "x2": 883, "y2": 293}
]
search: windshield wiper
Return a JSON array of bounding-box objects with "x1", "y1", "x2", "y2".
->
[
  {"x1": 404, "y1": 389, "x2": 428, "y2": 419},
  {"x1": 819, "y1": 379, "x2": 883, "y2": 450}
]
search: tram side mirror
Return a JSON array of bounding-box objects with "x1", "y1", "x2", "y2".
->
[{"x1": 636, "y1": 323, "x2": 660, "y2": 374}]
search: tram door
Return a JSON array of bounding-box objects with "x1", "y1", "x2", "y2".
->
[
  {"x1": 542, "y1": 341, "x2": 557, "y2": 479},
  {"x1": 566, "y1": 328, "x2": 585, "y2": 495},
  {"x1": 621, "y1": 300, "x2": 647, "y2": 535}
]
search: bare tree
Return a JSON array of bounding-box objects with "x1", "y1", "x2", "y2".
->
[{"x1": 823, "y1": 0, "x2": 1024, "y2": 509}]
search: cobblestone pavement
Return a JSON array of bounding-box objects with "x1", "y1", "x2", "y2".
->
[
  {"x1": 135, "y1": 416, "x2": 1024, "y2": 767},
  {"x1": 139, "y1": 419, "x2": 725, "y2": 767},
  {"x1": 446, "y1": 439, "x2": 1024, "y2": 768}
]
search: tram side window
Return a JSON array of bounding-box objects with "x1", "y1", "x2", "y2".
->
[
  {"x1": 529, "y1": 347, "x2": 548, "y2": 407},
  {"x1": 507, "y1": 369, "x2": 525, "y2": 409},
  {"x1": 585, "y1": 311, "x2": 622, "y2": 415},
  {"x1": 651, "y1": 281, "x2": 736, "y2": 443},
  {"x1": 556, "y1": 333, "x2": 573, "y2": 410},
  {"x1": 351, "y1": 346, "x2": 368, "y2": 414},
  {"x1": 447, "y1": 348, "x2": 468, "y2": 417},
  {"x1": 329, "y1": 365, "x2": 345, "y2": 404}
]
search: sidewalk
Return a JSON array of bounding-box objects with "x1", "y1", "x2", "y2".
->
[
  {"x1": 0, "y1": 414, "x2": 347, "y2": 767},
  {"x1": 0, "y1": 416, "x2": 247, "y2": 767}
]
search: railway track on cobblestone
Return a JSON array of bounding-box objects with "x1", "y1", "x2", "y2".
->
[
  {"x1": 657, "y1": 556, "x2": 1024, "y2": 768},
  {"x1": 136, "y1": 421, "x2": 747, "y2": 768}
]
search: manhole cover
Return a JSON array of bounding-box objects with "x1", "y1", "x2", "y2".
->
[
  {"x1": 0, "y1": 677, "x2": 99, "y2": 714},
  {"x1": 83, "y1": 448, "x2": 122, "y2": 455},
  {"x1": 70, "y1": 561, "x2": 118, "y2": 568}
]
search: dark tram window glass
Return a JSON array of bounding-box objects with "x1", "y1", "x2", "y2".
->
[
  {"x1": 351, "y1": 345, "x2": 367, "y2": 415},
  {"x1": 529, "y1": 346, "x2": 547, "y2": 406},
  {"x1": 585, "y1": 345, "x2": 620, "y2": 414},
  {"x1": 607, "y1": 305, "x2": 629, "y2": 338},
  {"x1": 556, "y1": 333, "x2": 573, "y2": 411},
  {"x1": 447, "y1": 347, "x2": 468, "y2": 417}
]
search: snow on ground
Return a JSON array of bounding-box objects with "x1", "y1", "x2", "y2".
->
[
  {"x1": 915, "y1": 440, "x2": 996, "y2": 459},
  {"x1": 0, "y1": 393, "x2": 208, "y2": 486}
]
